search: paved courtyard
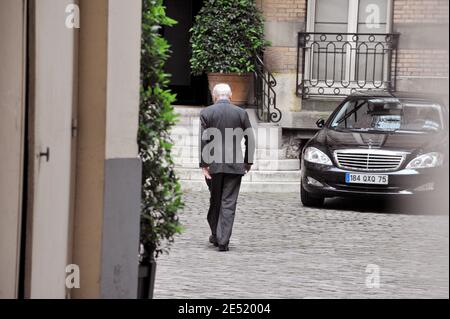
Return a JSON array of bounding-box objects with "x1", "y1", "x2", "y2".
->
[{"x1": 154, "y1": 191, "x2": 449, "y2": 299}]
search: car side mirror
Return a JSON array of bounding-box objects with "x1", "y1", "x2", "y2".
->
[{"x1": 316, "y1": 118, "x2": 325, "y2": 128}]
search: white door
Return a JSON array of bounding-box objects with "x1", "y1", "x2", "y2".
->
[
  {"x1": 0, "y1": 0, "x2": 27, "y2": 299},
  {"x1": 26, "y1": 0, "x2": 78, "y2": 298}
]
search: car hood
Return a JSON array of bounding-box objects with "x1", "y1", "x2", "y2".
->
[{"x1": 317, "y1": 129, "x2": 447, "y2": 153}]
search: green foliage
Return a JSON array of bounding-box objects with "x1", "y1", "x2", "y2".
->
[
  {"x1": 139, "y1": 0, "x2": 184, "y2": 260},
  {"x1": 190, "y1": 0, "x2": 268, "y2": 75}
]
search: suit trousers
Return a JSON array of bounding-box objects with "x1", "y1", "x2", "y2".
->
[{"x1": 206, "y1": 173, "x2": 243, "y2": 246}]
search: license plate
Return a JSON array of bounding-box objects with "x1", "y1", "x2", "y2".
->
[{"x1": 345, "y1": 173, "x2": 389, "y2": 185}]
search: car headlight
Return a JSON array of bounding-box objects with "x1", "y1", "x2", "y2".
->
[
  {"x1": 304, "y1": 147, "x2": 332, "y2": 166},
  {"x1": 406, "y1": 152, "x2": 444, "y2": 169}
]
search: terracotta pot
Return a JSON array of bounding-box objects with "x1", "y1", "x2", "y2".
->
[{"x1": 207, "y1": 73, "x2": 252, "y2": 106}]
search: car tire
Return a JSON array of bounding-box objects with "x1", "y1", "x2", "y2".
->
[{"x1": 301, "y1": 183, "x2": 325, "y2": 207}]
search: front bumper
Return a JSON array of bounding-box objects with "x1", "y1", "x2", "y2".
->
[{"x1": 301, "y1": 161, "x2": 445, "y2": 198}]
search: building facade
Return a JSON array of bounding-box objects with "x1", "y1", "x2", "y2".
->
[
  {"x1": 259, "y1": 0, "x2": 449, "y2": 130},
  {"x1": 165, "y1": 0, "x2": 449, "y2": 192},
  {"x1": 1, "y1": 0, "x2": 447, "y2": 298}
]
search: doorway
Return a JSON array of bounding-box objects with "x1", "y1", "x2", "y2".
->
[
  {"x1": 0, "y1": 0, "x2": 27, "y2": 299},
  {"x1": 22, "y1": 0, "x2": 78, "y2": 298},
  {"x1": 164, "y1": 0, "x2": 210, "y2": 106}
]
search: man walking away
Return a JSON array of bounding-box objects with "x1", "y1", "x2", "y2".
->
[{"x1": 199, "y1": 83, "x2": 255, "y2": 252}]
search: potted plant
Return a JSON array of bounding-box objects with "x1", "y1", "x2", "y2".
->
[
  {"x1": 138, "y1": 0, "x2": 184, "y2": 299},
  {"x1": 190, "y1": 0, "x2": 268, "y2": 106}
]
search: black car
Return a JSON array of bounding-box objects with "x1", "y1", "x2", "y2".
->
[{"x1": 301, "y1": 91, "x2": 449, "y2": 207}]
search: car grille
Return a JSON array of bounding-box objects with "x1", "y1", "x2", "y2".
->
[{"x1": 334, "y1": 149, "x2": 406, "y2": 172}]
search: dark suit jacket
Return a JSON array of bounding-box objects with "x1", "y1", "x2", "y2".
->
[{"x1": 199, "y1": 99, "x2": 255, "y2": 175}]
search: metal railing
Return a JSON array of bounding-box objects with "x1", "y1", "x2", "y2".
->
[
  {"x1": 296, "y1": 32, "x2": 400, "y2": 99},
  {"x1": 254, "y1": 55, "x2": 282, "y2": 123}
]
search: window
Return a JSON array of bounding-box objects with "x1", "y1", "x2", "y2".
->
[
  {"x1": 297, "y1": 0, "x2": 398, "y2": 98},
  {"x1": 309, "y1": 0, "x2": 392, "y2": 34},
  {"x1": 330, "y1": 99, "x2": 444, "y2": 133},
  {"x1": 314, "y1": 0, "x2": 350, "y2": 33}
]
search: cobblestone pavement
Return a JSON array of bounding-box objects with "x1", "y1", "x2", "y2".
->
[{"x1": 154, "y1": 192, "x2": 449, "y2": 299}]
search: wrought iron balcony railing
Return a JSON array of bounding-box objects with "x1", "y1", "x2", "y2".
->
[{"x1": 296, "y1": 32, "x2": 400, "y2": 99}]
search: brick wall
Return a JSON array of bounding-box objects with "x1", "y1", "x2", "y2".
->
[
  {"x1": 394, "y1": 0, "x2": 449, "y2": 83},
  {"x1": 397, "y1": 49, "x2": 449, "y2": 78},
  {"x1": 260, "y1": 0, "x2": 306, "y2": 22},
  {"x1": 394, "y1": 0, "x2": 449, "y2": 24},
  {"x1": 259, "y1": 0, "x2": 449, "y2": 76},
  {"x1": 264, "y1": 47, "x2": 299, "y2": 73}
]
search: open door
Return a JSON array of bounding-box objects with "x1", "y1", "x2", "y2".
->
[
  {"x1": 25, "y1": 0, "x2": 78, "y2": 298},
  {"x1": 164, "y1": 0, "x2": 209, "y2": 105}
]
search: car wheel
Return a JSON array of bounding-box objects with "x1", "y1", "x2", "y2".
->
[{"x1": 300, "y1": 183, "x2": 325, "y2": 207}]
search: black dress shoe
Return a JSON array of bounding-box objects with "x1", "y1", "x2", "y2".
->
[
  {"x1": 209, "y1": 235, "x2": 218, "y2": 247},
  {"x1": 218, "y1": 244, "x2": 229, "y2": 252}
]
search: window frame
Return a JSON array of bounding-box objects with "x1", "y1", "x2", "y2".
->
[
  {"x1": 306, "y1": 0, "x2": 393, "y2": 34},
  {"x1": 303, "y1": 0, "x2": 394, "y2": 92}
]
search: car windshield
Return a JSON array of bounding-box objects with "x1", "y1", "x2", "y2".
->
[{"x1": 330, "y1": 98, "x2": 444, "y2": 133}]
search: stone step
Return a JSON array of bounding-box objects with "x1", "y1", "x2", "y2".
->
[
  {"x1": 171, "y1": 125, "x2": 199, "y2": 137},
  {"x1": 254, "y1": 159, "x2": 300, "y2": 171},
  {"x1": 249, "y1": 170, "x2": 300, "y2": 182},
  {"x1": 174, "y1": 105, "x2": 204, "y2": 117},
  {"x1": 170, "y1": 127, "x2": 284, "y2": 150},
  {"x1": 171, "y1": 134, "x2": 199, "y2": 147},
  {"x1": 172, "y1": 146, "x2": 287, "y2": 161},
  {"x1": 174, "y1": 105, "x2": 256, "y2": 118},
  {"x1": 176, "y1": 116, "x2": 200, "y2": 127},
  {"x1": 174, "y1": 106, "x2": 279, "y2": 129},
  {"x1": 175, "y1": 168, "x2": 300, "y2": 183},
  {"x1": 172, "y1": 146, "x2": 198, "y2": 159},
  {"x1": 171, "y1": 123, "x2": 282, "y2": 135},
  {"x1": 175, "y1": 117, "x2": 280, "y2": 132},
  {"x1": 179, "y1": 180, "x2": 300, "y2": 193},
  {"x1": 255, "y1": 148, "x2": 287, "y2": 160},
  {"x1": 173, "y1": 157, "x2": 299, "y2": 171},
  {"x1": 174, "y1": 157, "x2": 200, "y2": 168}
]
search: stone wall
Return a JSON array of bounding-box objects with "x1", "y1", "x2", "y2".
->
[
  {"x1": 257, "y1": 0, "x2": 307, "y2": 121},
  {"x1": 281, "y1": 129, "x2": 308, "y2": 159}
]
